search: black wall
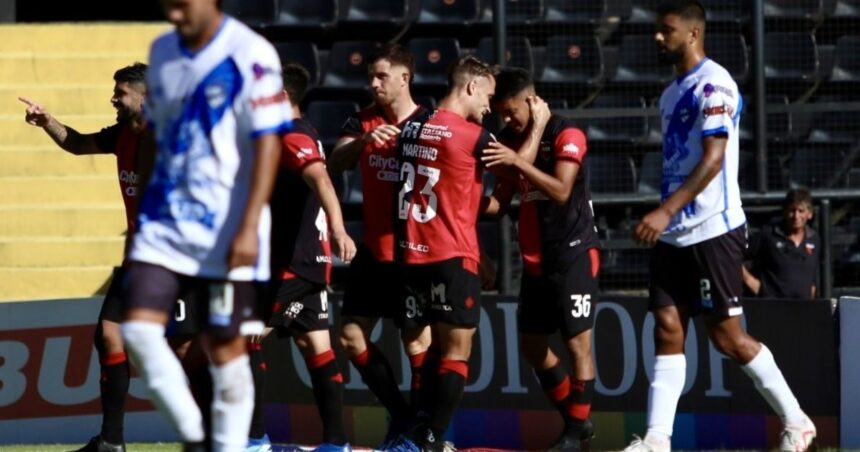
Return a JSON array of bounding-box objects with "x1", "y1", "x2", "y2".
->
[{"x1": 16, "y1": 0, "x2": 162, "y2": 22}]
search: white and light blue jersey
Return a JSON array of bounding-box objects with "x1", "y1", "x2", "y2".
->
[
  {"x1": 658, "y1": 58, "x2": 746, "y2": 247},
  {"x1": 131, "y1": 16, "x2": 291, "y2": 281}
]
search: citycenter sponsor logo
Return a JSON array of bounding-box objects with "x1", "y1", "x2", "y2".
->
[
  {"x1": 401, "y1": 143, "x2": 438, "y2": 161},
  {"x1": 368, "y1": 154, "x2": 400, "y2": 181},
  {"x1": 420, "y1": 124, "x2": 453, "y2": 142}
]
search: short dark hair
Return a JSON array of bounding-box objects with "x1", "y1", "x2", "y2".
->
[
  {"x1": 494, "y1": 67, "x2": 534, "y2": 101},
  {"x1": 282, "y1": 63, "x2": 311, "y2": 105},
  {"x1": 447, "y1": 55, "x2": 498, "y2": 90},
  {"x1": 784, "y1": 188, "x2": 813, "y2": 210},
  {"x1": 656, "y1": 0, "x2": 706, "y2": 22},
  {"x1": 369, "y1": 43, "x2": 415, "y2": 82},
  {"x1": 114, "y1": 62, "x2": 147, "y2": 86}
]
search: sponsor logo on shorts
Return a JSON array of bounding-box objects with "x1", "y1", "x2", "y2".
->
[{"x1": 286, "y1": 301, "x2": 304, "y2": 319}]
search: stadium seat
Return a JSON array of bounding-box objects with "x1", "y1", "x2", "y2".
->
[
  {"x1": 637, "y1": 152, "x2": 662, "y2": 194},
  {"x1": 321, "y1": 41, "x2": 379, "y2": 89},
  {"x1": 480, "y1": 0, "x2": 544, "y2": 24},
  {"x1": 539, "y1": 34, "x2": 605, "y2": 87},
  {"x1": 221, "y1": 0, "x2": 275, "y2": 26},
  {"x1": 737, "y1": 151, "x2": 756, "y2": 191},
  {"x1": 416, "y1": 0, "x2": 482, "y2": 23},
  {"x1": 543, "y1": 0, "x2": 631, "y2": 23},
  {"x1": 275, "y1": 0, "x2": 338, "y2": 26},
  {"x1": 409, "y1": 38, "x2": 461, "y2": 89},
  {"x1": 476, "y1": 36, "x2": 534, "y2": 72},
  {"x1": 833, "y1": 0, "x2": 860, "y2": 17},
  {"x1": 585, "y1": 94, "x2": 648, "y2": 142},
  {"x1": 611, "y1": 34, "x2": 674, "y2": 85},
  {"x1": 588, "y1": 154, "x2": 637, "y2": 193},
  {"x1": 705, "y1": 33, "x2": 749, "y2": 84},
  {"x1": 272, "y1": 42, "x2": 321, "y2": 85},
  {"x1": 764, "y1": 0, "x2": 834, "y2": 20},
  {"x1": 547, "y1": 98, "x2": 569, "y2": 109},
  {"x1": 788, "y1": 148, "x2": 848, "y2": 188},
  {"x1": 764, "y1": 32, "x2": 819, "y2": 82},
  {"x1": 830, "y1": 35, "x2": 860, "y2": 82},
  {"x1": 342, "y1": 0, "x2": 410, "y2": 23},
  {"x1": 627, "y1": 0, "x2": 659, "y2": 22},
  {"x1": 766, "y1": 95, "x2": 793, "y2": 142},
  {"x1": 305, "y1": 101, "x2": 360, "y2": 150},
  {"x1": 807, "y1": 108, "x2": 858, "y2": 143},
  {"x1": 701, "y1": 0, "x2": 748, "y2": 23}
]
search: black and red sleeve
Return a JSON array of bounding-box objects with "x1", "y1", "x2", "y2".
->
[
  {"x1": 93, "y1": 123, "x2": 122, "y2": 155},
  {"x1": 281, "y1": 132, "x2": 325, "y2": 172},
  {"x1": 552, "y1": 126, "x2": 588, "y2": 165}
]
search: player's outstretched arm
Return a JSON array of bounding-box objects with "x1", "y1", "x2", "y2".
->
[
  {"x1": 229, "y1": 133, "x2": 281, "y2": 269},
  {"x1": 481, "y1": 177, "x2": 516, "y2": 217},
  {"x1": 301, "y1": 161, "x2": 357, "y2": 263},
  {"x1": 633, "y1": 134, "x2": 728, "y2": 246},
  {"x1": 19, "y1": 96, "x2": 102, "y2": 155},
  {"x1": 328, "y1": 124, "x2": 400, "y2": 172}
]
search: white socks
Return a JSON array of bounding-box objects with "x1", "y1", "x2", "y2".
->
[
  {"x1": 646, "y1": 354, "x2": 686, "y2": 443},
  {"x1": 741, "y1": 344, "x2": 806, "y2": 426},
  {"x1": 121, "y1": 321, "x2": 205, "y2": 442},
  {"x1": 210, "y1": 354, "x2": 255, "y2": 452}
]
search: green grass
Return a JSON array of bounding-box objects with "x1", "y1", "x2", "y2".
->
[{"x1": 0, "y1": 444, "x2": 181, "y2": 452}]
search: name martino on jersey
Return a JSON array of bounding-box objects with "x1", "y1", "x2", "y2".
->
[
  {"x1": 659, "y1": 58, "x2": 746, "y2": 247},
  {"x1": 131, "y1": 16, "x2": 291, "y2": 281}
]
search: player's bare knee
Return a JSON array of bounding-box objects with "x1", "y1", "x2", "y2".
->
[
  {"x1": 567, "y1": 332, "x2": 593, "y2": 361},
  {"x1": 339, "y1": 322, "x2": 366, "y2": 356},
  {"x1": 520, "y1": 335, "x2": 553, "y2": 368},
  {"x1": 99, "y1": 319, "x2": 125, "y2": 354}
]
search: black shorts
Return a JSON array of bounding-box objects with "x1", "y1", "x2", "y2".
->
[
  {"x1": 518, "y1": 248, "x2": 600, "y2": 338},
  {"x1": 99, "y1": 266, "x2": 125, "y2": 323},
  {"x1": 341, "y1": 245, "x2": 401, "y2": 321},
  {"x1": 125, "y1": 262, "x2": 265, "y2": 339},
  {"x1": 267, "y1": 277, "x2": 330, "y2": 336},
  {"x1": 650, "y1": 226, "x2": 746, "y2": 317},
  {"x1": 402, "y1": 257, "x2": 482, "y2": 328}
]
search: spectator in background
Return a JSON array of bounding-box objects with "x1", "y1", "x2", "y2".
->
[{"x1": 743, "y1": 188, "x2": 820, "y2": 299}]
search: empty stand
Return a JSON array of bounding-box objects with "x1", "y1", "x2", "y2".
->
[
  {"x1": 275, "y1": 0, "x2": 338, "y2": 26},
  {"x1": 305, "y1": 101, "x2": 360, "y2": 150},
  {"x1": 764, "y1": 32, "x2": 819, "y2": 82},
  {"x1": 788, "y1": 148, "x2": 849, "y2": 189},
  {"x1": 706, "y1": 33, "x2": 749, "y2": 84},
  {"x1": 627, "y1": 0, "x2": 659, "y2": 22},
  {"x1": 480, "y1": 0, "x2": 544, "y2": 24},
  {"x1": 588, "y1": 154, "x2": 637, "y2": 193},
  {"x1": 273, "y1": 41, "x2": 321, "y2": 85},
  {"x1": 585, "y1": 94, "x2": 649, "y2": 142},
  {"x1": 701, "y1": 0, "x2": 748, "y2": 23},
  {"x1": 830, "y1": 35, "x2": 860, "y2": 82},
  {"x1": 409, "y1": 38, "x2": 461, "y2": 89},
  {"x1": 416, "y1": 0, "x2": 481, "y2": 23},
  {"x1": 539, "y1": 34, "x2": 604, "y2": 87},
  {"x1": 221, "y1": 0, "x2": 275, "y2": 26},
  {"x1": 342, "y1": 0, "x2": 410, "y2": 23},
  {"x1": 833, "y1": 0, "x2": 860, "y2": 16},
  {"x1": 764, "y1": 0, "x2": 834, "y2": 20},
  {"x1": 476, "y1": 36, "x2": 534, "y2": 72},
  {"x1": 637, "y1": 151, "x2": 662, "y2": 194},
  {"x1": 543, "y1": 0, "x2": 631, "y2": 23},
  {"x1": 612, "y1": 34, "x2": 674, "y2": 86},
  {"x1": 321, "y1": 40, "x2": 379, "y2": 89}
]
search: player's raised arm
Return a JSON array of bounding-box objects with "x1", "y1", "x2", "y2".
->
[{"x1": 19, "y1": 96, "x2": 102, "y2": 154}]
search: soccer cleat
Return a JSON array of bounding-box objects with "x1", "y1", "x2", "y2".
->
[
  {"x1": 779, "y1": 415, "x2": 817, "y2": 452},
  {"x1": 441, "y1": 440, "x2": 456, "y2": 452},
  {"x1": 385, "y1": 436, "x2": 421, "y2": 452},
  {"x1": 312, "y1": 443, "x2": 352, "y2": 452},
  {"x1": 69, "y1": 435, "x2": 126, "y2": 452},
  {"x1": 247, "y1": 433, "x2": 273, "y2": 452},
  {"x1": 621, "y1": 435, "x2": 671, "y2": 452},
  {"x1": 376, "y1": 418, "x2": 412, "y2": 451}
]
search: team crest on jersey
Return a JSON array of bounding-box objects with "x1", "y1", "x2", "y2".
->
[
  {"x1": 805, "y1": 243, "x2": 815, "y2": 255},
  {"x1": 403, "y1": 121, "x2": 422, "y2": 139},
  {"x1": 205, "y1": 83, "x2": 227, "y2": 109}
]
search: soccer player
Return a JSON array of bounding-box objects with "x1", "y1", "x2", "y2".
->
[
  {"x1": 328, "y1": 43, "x2": 432, "y2": 445},
  {"x1": 390, "y1": 55, "x2": 497, "y2": 452},
  {"x1": 742, "y1": 188, "x2": 819, "y2": 299},
  {"x1": 120, "y1": 1, "x2": 290, "y2": 451},
  {"x1": 20, "y1": 63, "x2": 153, "y2": 452},
  {"x1": 625, "y1": 2, "x2": 816, "y2": 451},
  {"x1": 247, "y1": 63, "x2": 357, "y2": 452},
  {"x1": 482, "y1": 67, "x2": 598, "y2": 451}
]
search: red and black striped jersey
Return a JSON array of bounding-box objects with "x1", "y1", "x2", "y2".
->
[
  {"x1": 394, "y1": 109, "x2": 493, "y2": 266},
  {"x1": 270, "y1": 118, "x2": 332, "y2": 284},
  {"x1": 500, "y1": 114, "x2": 600, "y2": 276},
  {"x1": 340, "y1": 104, "x2": 429, "y2": 263}
]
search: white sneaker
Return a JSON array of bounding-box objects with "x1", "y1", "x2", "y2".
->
[
  {"x1": 621, "y1": 435, "x2": 671, "y2": 452},
  {"x1": 780, "y1": 415, "x2": 817, "y2": 452}
]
